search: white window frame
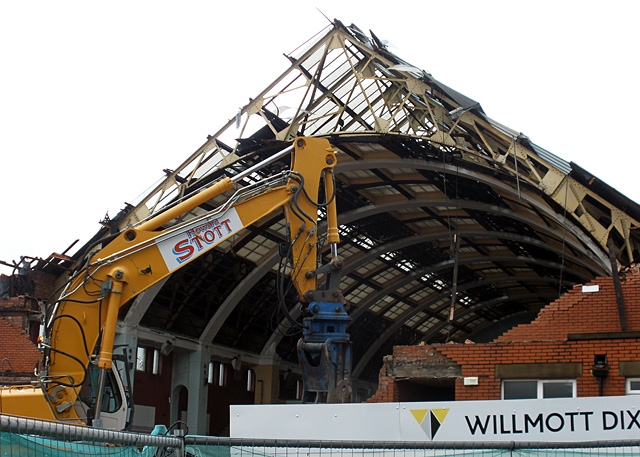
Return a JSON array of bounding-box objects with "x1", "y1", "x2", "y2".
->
[
  {"x1": 502, "y1": 379, "x2": 576, "y2": 400},
  {"x1": 626, "y1": 378, "x2": 640, "y2": 395}
]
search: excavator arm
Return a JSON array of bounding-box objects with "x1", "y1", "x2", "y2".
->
[{"x1": 0, "y1": 137, "x2": 351, "y2": 427}]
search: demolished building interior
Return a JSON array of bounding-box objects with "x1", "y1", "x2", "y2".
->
[{"x1": 2, "y1": 19, "x2": 639, "y2": 395}]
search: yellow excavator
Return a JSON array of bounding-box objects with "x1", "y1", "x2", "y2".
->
[{"x1": 0, "y1": 137, "x2": 351, "y2": 430}]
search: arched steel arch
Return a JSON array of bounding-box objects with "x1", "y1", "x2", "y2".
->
[
  {"x1": 191, "y1": 193, "x2": 606, "y2": 355},
  {"x1": 111, "y1": 138, "x2": 640, "y2": 383},
  {"x1": 254, "y1": 226, "x2": 596, "y2": 361},
  {"x1": 335, "y1": 157, "x2": 611, "y2": 269}
]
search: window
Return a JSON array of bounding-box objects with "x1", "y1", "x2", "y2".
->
[
  {"x1": 502, "y1": 380, "x2": 575, "y2": 400},
  {"x1": 542, "y1": 381, "x2": 574, "y2": 398},
  {"x1": 247, "y1": 369, "x2": 255, "y2": 392},
  {"x1": 135, "y1": 346, "x2": 162, "y2": 374},
  {"x1": 503, "y1": 380, "x2": 536, "y2": 399},
  {"x1": 152, "y1": 348, "x2": 160, "y2": 375},
  {"x1": 296, "y1": 379, "x2": 302, "y2": 400},
  {"x1": 626, "y1": 378, "x2": 640, "y2": 395},
  {"x1": 80, "y1": 365, "x2": 123, "y2": 413},
  {"x1": 218, "y1": 363, "x2": 227, "y2": 387},
  {"x1": 136, "y1": 347, "x2": 146, "y2": 372}
]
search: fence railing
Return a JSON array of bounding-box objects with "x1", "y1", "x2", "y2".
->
[
  {"x1": 0, "y1": 413, "x2": 183, "y2": 456},
  {"x1": 3, "y1": 413, "x2": 640, "y2": 457}
]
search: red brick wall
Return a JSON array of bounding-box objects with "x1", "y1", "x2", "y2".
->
[
  {"x1": 0, "y1": 269, "x2": 56, "y2": 301},
  {"x1": 369, "y1": 272, "x2": 640, "y2": 402},
  {"x1": 0, "y1": 317, "x2": 42, "y2": 381},
  {"x1": 0, "y1": 296, "x2": 40, "y2": 341},
  {"x1": 368, "y1": 355, "x2": 399, "y2": 402},
  {"x1": 497, "y1": 274, "x2": 640, "y2": 341},
  {"x1": 30, "y1": 270, "x2": 57, "y2": 300}
]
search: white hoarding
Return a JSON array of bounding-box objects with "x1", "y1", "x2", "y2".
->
[{"x1": 231, "y1": 396, "x2": 640, "y2": 442}]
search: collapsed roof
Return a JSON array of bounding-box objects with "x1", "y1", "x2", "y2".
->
[{"x1": 35, "y1": 20, "x2": 640, "y2": 383}]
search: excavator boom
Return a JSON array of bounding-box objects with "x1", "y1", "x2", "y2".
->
[{"x1": 0, "y1": 137, "x2": 351, "y2": 428}]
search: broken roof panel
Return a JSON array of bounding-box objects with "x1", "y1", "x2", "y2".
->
[{"x1": 30, "y1": 19, "x2": 640, "y2": 384}]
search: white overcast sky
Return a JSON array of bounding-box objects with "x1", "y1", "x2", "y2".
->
[{"x1": 1, "y1": 1, "x2": 638, "y2": 275}]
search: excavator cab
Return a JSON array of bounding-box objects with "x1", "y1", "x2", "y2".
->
[{"x1": 74, "y1": 355, "x2": 132, "y2": 430}]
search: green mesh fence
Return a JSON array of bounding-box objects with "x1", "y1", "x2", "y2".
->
[{"x1": 2, "y1": 414, "x2": 640, "y2": 457}]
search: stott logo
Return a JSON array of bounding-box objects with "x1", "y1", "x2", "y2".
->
[
  {"x1": 172, "y1": 218, "x2": 233, "y2": 264},
  {"x1": 157, "y1": 207, "x2": 243, "y2": 272},
  {"x1": 411, "y1": 409, "x2": 449, "y2": 440}
]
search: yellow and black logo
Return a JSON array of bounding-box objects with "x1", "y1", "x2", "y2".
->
[{"x1": 410, "y1": 409, "x2": 449, "y2": 440}]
